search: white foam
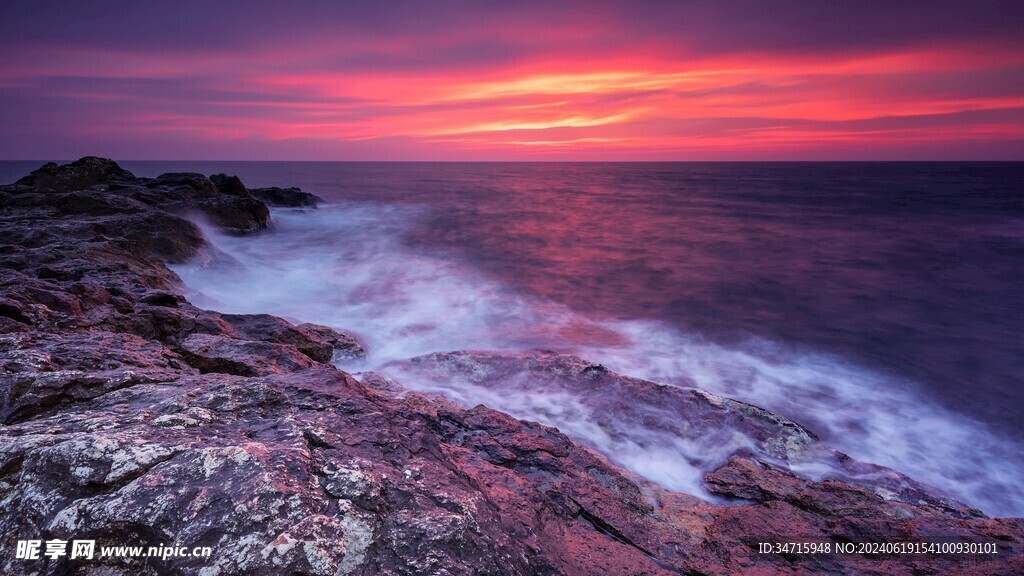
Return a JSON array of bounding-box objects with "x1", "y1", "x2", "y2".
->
[
  {"x1": 172, "y1": 203, "x2": 1024, "y2": 516},
  {"x1": 578, "y1": 325, "x2": 1024, "y2": 515},
  {"x1": 382, "y1": 365, "x2": 759, "y2": 502}
]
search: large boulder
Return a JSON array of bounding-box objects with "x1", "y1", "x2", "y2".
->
[{"x1": 0, "y1": 189, "x2": 207, "y2": 268}]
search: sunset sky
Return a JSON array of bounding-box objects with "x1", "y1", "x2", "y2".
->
[{"x1": 2, "y1": 1, "x2": 1023, "y2": 160}]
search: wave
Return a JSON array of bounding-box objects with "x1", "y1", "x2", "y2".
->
[{"x1": 172, "y1": 202, "x2": 1024, "y2": 516}]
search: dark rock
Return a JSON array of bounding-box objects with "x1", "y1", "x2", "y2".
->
[
  {"x1": 177, "y1": 333, "x2": 320, "y2": 376},
  {"x1": 9, "y1": 158, "x2": 271, "y2": 235},
  {"x1": 5, "y1": 189, "x2": 207, "y2": 264},
  {"x1": 120, "y1": 210, "x2": 210, "y2": 263},
  {"x1": 0, "y1": 331, "x2": 189, "y2": 423},
  {"x1": 142, "y1": 172, "x2": 219, "y2": 200},
  {"x1": 221, "y1": 313, "x2": 335, "y2": 363},
  {"x1": 297, "y1": 322, "x2": 365, "y2": 361},
  {"x1": 699, "y1": 456, "x2": 1020, "y2": 574},
  {"x1": 191, "y1": 194, "x2": 270, "y2": 232},
  {"x1": 210, "y1": 173, "x2": 249, "y2": 196},
  {"x1": 140, "y1": 292, "x2": 183, "y2": 308},
  {"x1": 141, "y1": 175, "x2": 270, "y2": 232},
  {"x1": 0, "y1": 298, "x2": 31, "y2": 325},
  {"x1": 13, "y1": 156, "x2": 138, "y2": 191},
  {"x1": 52, "y1": 191, "x2": 149, "y2": 216},
  {"x1": 251, "y1": 186, "x2": 325, "y2": 207}
]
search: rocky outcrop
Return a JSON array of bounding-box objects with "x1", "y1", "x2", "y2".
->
[
  {"x1": 0, "y1": 158, "x2": 1021, "y2": 575},
  {"x1": 142, "y1": 172, "x2": 270, "y2": 232},
  {"x1": 251, "y1": 186, "x2": 325, "y2": 207},
  {"x1": 9, "y1": 160, "x2": 271, "y2": 232},
  {"x1": 13, "y1": 156, "x2": 137, "y2": 192}
]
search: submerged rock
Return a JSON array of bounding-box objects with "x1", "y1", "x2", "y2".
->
[{"x1": 0, "y1": 157, "x2": 1020, "y2": 575}]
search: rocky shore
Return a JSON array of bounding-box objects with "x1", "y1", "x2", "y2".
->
[{"x1": 1, "y1": 157, "x2": 1021, "y2": 575}]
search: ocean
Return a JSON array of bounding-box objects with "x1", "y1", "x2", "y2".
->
[{"x1": 4, "y1": 160, "x2": 1022, "y2": 515}]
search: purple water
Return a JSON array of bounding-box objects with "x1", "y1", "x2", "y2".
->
[{"x1": 4, "y1": 161, "x2": 1022, "y2": 514}]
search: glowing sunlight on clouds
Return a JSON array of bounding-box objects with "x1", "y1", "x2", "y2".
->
[{"x1": 1, "y1": 1, "x2": 1022, "y2": 159}]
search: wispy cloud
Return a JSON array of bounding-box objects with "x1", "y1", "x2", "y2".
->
[{"x1": 1, "y1": 1, "x2": 1022, "y2": 159}]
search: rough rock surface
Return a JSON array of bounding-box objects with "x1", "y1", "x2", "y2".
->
[
  {"x1": 151, "y1": 172, "x2": 269, "y2": 232},
  {"x1": 389, "y1": 350, "x2": 978, "y2": 514},
  {"x1": 13, "y1": 157, "x2": 137, "y2": 192},
  {"x1": 298, "y1": 322, "x2": 366, "y2": 362},
  {"x1": 0, "y1": 158, "x2": 1021, "y2": 575},
  {"x1": 251, "y1": 186, "x2": 325, "y2": 208},
  {"x1": 10, "y1": 159, "x2": 271, "y2": 233}
]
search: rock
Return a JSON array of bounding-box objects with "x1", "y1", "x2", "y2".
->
[
  {"x1": 0, "y1": 330, "x2": 189, "y2": 424},
  {"x1": 8, "y1": 158, "x2": 271, "y2": 234},
  {"x1": 12, "y1": 156, "x2": 137, "y2": 192},
  {"x1": 141, "y1": 172, "x2": 270, "y2": 232},
  {"x1": 220, "y1": 314, "x2": 336, "y2": 363},
  {"x1": 699, "y1": 456, "x2": 1021, "y2": 575},
  {"x1": 389, "y1": 350, "x2": 982, "y2": 516},
  {"x1": 0, "y1": 191, "x2": 208, "y2": 265},
  {"x1": 139, "y1": 291, "x2": 184, "y2": 308},
  {"x1": 123, "y1": 210, "x2": 211, "y2": 263},
  {"x1": 297, "y1": 322, "x2": 365, "y2": 361},
  {"x1": 3, "y1": 361, "x2": 1019, "y2": 575},
  {"x1": 391, "y1": 350, "x2": 810, "y2": 473},
  {"x1": 210, "y1": 173, "x2": 249, "y2": 196},
  {"x1": 0, "y1": 365, "x2": 676, "y2": 575},
  {"x1": 52, "y1": 190, "x2": 149, "y2": 216},
  {"x1": 141, "y1": 172, "x2": 219, "y2": 200},
  {"x1": 251, "y1": 186, "x2": 325, "y2": 207},
  {"x1": 190, "y1": 194, "x2": 270, "y2": 232},
  {"x1": 177, "y1": 333, "x2": 320, "y2": 376}
]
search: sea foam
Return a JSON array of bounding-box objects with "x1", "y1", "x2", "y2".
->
[{"x1": 172, "y1": 203, "x2": 1024, "y2": 516}]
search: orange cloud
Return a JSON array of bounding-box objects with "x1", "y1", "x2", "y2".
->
[{"x1": 3, "y1": 8, "x2": 1023, "y2": 159}]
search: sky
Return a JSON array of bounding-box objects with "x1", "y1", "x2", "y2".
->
[{"x1": 1, "y1": 0, "x2": 1023, "y2": 160}]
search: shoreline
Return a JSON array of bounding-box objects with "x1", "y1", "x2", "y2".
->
[{"x1": 1, "y1": 157, "x2": 1021, "y2": 575}]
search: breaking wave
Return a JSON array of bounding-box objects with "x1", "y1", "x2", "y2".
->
[{"x1": 172, "y1": 203, "x2": 1024, "y2": 516}]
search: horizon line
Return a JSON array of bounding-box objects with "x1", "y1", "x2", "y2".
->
[{"x1": 3, "y1": 158, "x2": 1024, "y2": 164}]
